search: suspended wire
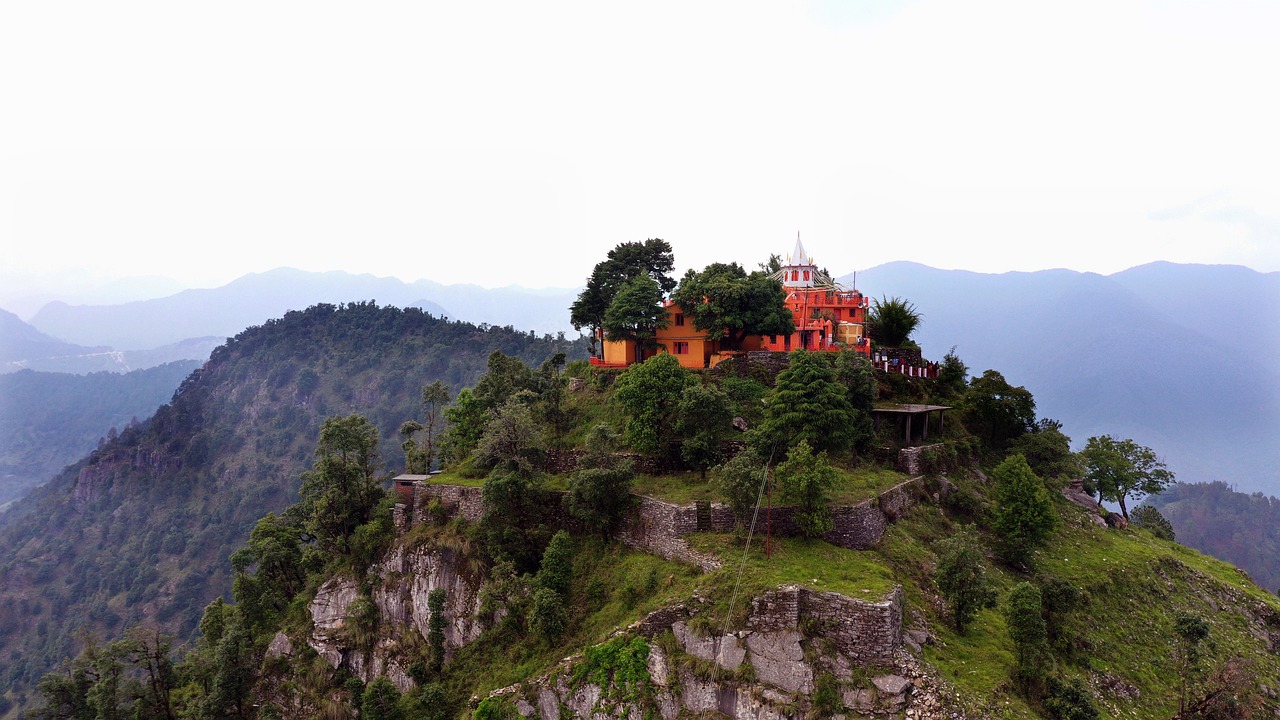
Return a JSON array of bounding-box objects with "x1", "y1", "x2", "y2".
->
[{"x1": 708, "y1": 442, "x2": 778, "y2": 684}]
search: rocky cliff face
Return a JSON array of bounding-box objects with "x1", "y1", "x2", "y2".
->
[
  {"x1": 487, "y1": 585, "x2": 967, "y2": 720},
  {"x1": 300, "y1": 542, "x2": 486, "y2": 691}
]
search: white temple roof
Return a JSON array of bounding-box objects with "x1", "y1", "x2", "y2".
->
[{"x1": 788, "y1": 233, "x2": 813, "y2": 267}]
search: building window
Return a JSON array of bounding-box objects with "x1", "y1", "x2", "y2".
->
[
  {"x1": 673, "y1": 342, "x2": 689, "y2": 354},
  {"x1": 674, "y1": 313, "x2": 685, "y2": 326},
  {"x1": 791, "y1": 270, "x2": 799, "y2": 281},
  {"x1": 803, "y1": 270, "x2": 810, "y2": 281}
]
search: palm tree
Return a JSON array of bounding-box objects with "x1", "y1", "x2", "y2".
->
[{"x1": 868, "y1": 296, "x2": 922, "y2": 347}]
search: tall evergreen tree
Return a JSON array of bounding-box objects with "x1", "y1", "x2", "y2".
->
[
  {"x1": 757, "y1": 350, "x2": 855, "y2": 454},
  {"x1": 992, "y1": 454, "x2": 1057, "y2": 566}
]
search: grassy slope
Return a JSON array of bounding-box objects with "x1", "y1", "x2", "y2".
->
[
  {"x1": 430, "y1": 474, "x2": 1280, "y2": 719},
  {"x1": 875, "y1": 483, "x2": 1280, "y2": 719}
]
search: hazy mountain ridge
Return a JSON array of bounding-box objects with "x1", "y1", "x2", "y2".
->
[
  {"x1": 0, "y1": 302, "x2": 586, "y2": 694},
  {"x1": 25, "y1": 267, "x2": 579, "y2": 352},
  {"x1": 850, "y1": 261, "x2": 1280, "y2": 494},
  {"x1": 0, "y1": 361, "x2": 202, "y2": 509}
]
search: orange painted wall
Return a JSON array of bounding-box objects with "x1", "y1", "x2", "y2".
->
[{"x1": 598, "y1": 290, "x2": 870, "y2": 368}]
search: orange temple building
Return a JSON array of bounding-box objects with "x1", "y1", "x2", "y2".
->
[{"x1": 593, "y1": 236, "x2": 871, "y2": 369}]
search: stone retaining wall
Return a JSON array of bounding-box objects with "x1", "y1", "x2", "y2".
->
[{"x1": 411, "y1": 475, "x2": 948, "y2": 571}]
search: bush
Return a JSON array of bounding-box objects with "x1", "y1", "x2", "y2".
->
[
  {"x1": 774, "y1": 440, "x2": 838, "y2": 538},
  {"x1": 1130, "y1": 505, "x2": 1176, "y2": 541},
  {"x1": 934, "y1": 528, "x2": 997, "y2": 634},
  {"x1": 1005, "y1": 582, "x2": 1051, "y2": 695},
  {"x1": 1044, "y1": 676, "x2": 1100, "y2": 720}
]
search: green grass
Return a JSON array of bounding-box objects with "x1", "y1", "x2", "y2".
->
[
  {"x1": 872, "y1": 489, "x2": 1280, "y2": 720},
  {"x1": 439, "y1": 536, "x2": 701, "y2": 717},
  {"x1": 630, "y1": 463, "x2": 911, "y2": 507},
  {"x1": 431, "y1": 460, "x2": 909, "y2": 508}
]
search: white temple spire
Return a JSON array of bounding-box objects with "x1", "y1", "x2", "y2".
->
[{"x1": 790, "y1": 232, "x2": 812, "y2": 266}]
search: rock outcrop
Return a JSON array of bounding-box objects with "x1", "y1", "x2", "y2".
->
[
  {"x1": 301, "y1": 543, "x2": 485, "y2": 691},
  {"x1": 485, "y1": 583, "x2": 967, "y2": 719}
]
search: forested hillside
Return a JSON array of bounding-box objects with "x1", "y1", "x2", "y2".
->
[
  {"x1": 1146, "y1": 481, "x2": 1280, "y2": 595},
  {"x1": 0, "y1": 361, "x2": 201, "y2": 510},
  {"x1": 0, "y1": 302, "x2": 585, "y2": 698}
]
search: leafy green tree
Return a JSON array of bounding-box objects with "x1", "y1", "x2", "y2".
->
[
  {"x1": 757, "y1": 350, "x2": 855, "y2": 454},
  {"x1": 202, "y1": 613, "x2": 256, "y2": 720},
  {"x1": 475, "y1": 396, "x2": 543, "y2": 473},
  {"x1": 480, "y1": 466, "x2": 549, "y2": 573},
  {"x1": 868, "y1": 296, "x2": 922, "y2": 347},
  {"x1": 1009, "y1": 419, "x2": 1081, "y2": 484},
  {"x1": 565, "y1": 425, "x2": 634, "y2": 538},
  {"x1": 427, "y1": 589, "x2": 447, "y2": 676},
  {"x1": 612, "y1": 353, "x2": 695, "y2": 456},
  {"x1": 961, "y1": 370, "x2": 1036, "y2": 452},
  {"x1": 602, "y1": 275, "x2": 670, "y2": 362},
  {"x1": 529, "y1": 587, "x2": 568, "y2": 643},
  {"x1": 1039, "y1": 576, "x2": 1083, "y2": 647},
  {"x1": 992, "y1": 454, "x2": 1057, "y2": 566},
  {"x1": 1130, "y1": 504, "x2": 1176, "y2": 541},
  {"x1": 34, "y1": 631, "x2": 177, "y2": 720},
  {"x1": 675, "y1": 383, "x2": 733, "y2": 478},
  {"x1": 360, "y1": 676, "x2": 404, "y2": 720},
  {"x1": 441, "y1": 388, "x2": 488, "y2": 465},
  {"x1": 402, "y1": 684, "x2": 452, "y2": 720},
  {"x1": 536, "y1": 531, "x2": 573, "y2": 598},
  {"x1": 297, "y1": 414, "x2": 386, "y2": 556},
  {"x1": 934, "y1": 528, "x2": 998, "y2": 634},
  {"x1": 1005, "y1": 582, "x2": 1051, "y2": 694},
  {"x1": 400, "y1": 381, "x2": 451, "y2": 473},
  {"x1": 570, "y1": 239, "x2": 677, "y2": 354},
  {"x1": 473, "y1": 351, "x2": 538, "y2": 410},
  {"x1": 934, "y1": 347, "x2": 969, "y2": 399},
  {"x1": 1079, "y1": 435, "x2": 1175, "y2": 521},
  {"x1": 1043, "y1": 676, "x2": 1100, "y2": 720},
  {"x1": 670, "y1": 262, "x2": 794, "y2": 351},
  {"x1": 831, "y1": 350, "x2": 876, "y2": 452},
  {"x1": 229, "y1": 513, "x2": 307, "y2": 633},
  {"x1": 1172, "y1": 612, "x2": 1209, "y2": 717},
  {"x1": 711, "y1": 448, "x2": 768, "y2": 530},
  {"x1": 775, "y1": 440, "x2": 839, "y2": 538},
  {"x1": 535, "y1": 352, "x2": 572, "y2": 447}
]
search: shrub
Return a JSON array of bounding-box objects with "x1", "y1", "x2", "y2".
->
[
  {"x1": 934, "y1": 528, "x2": 997, "y2": 634},
  {"x1": 774, "y1": 440, "x2": 838, "y2": 538}
]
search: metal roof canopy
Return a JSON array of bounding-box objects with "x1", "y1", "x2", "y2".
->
[{"x1": 871, "y1": 404, "x2": 952, "y2": 443}]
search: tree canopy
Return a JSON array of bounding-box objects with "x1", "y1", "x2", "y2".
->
[
  {"x1": 601, "y1": 274, "x2": 669, "y2": 361},
  {"x1": 868, "y1": 296, "x2": 922, "y2": 348},
  {"x1": 612, "y1": 354, "x2": 695, "y2": 456},
  {"x1": 1080, "y1": 435, "x2": 1175, "y2": 520},
  {"x1": 670, "y1": 262, "x2": 794, "y2": 351},
  {"x1": 961, "y1": 369, "x2": 1037, "y2": 452},
  {"x1": 570, "y1": 239, "x2": 677, "y2": 344},
  {"x1": 757, "y1": 350, "x2": 856, "y2": 454}
]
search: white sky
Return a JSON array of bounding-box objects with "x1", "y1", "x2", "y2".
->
[{"x1": 2, "y1": 0, "x2": 1277, "y2": 304}]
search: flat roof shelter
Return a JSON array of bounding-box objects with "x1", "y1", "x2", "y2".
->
[{"x1": 871, "y1": 404, "x2": 952, "y2": 444}]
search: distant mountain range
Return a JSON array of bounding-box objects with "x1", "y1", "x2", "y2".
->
[
  {"x1": 848, "y1": 261, "x2": 1280, "y2": 495},
  {"x1": 23, "y1": 267, "x2": 577, "y2": 352},
  {"x1": 2, "y1": 261, "x2": 1276, "y2": 495}
]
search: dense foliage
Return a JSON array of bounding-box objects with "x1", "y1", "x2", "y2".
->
[
  {"x1": 0, "y1": 302, "x2": 585, "y2": 701},
  {"x1": 1146, "y1": 481, "x2": 1280, "y2": 593},
  {"x1": 0, "y1": 361, "x2": 200, "y2": 509},
  {"x1": 9, "y1": 262, "x2": 1278, "y2": 720}
]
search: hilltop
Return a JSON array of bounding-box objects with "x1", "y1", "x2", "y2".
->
[
  {"x1": 11, "y1": 317, "x2": 1279, "y2": 718},
  {"x1": 0, "y1": 302, "x2": 586, "y2": 705},
  {"x1": 5, "y1": 243, "x2": 1277, "y2": 719}
]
